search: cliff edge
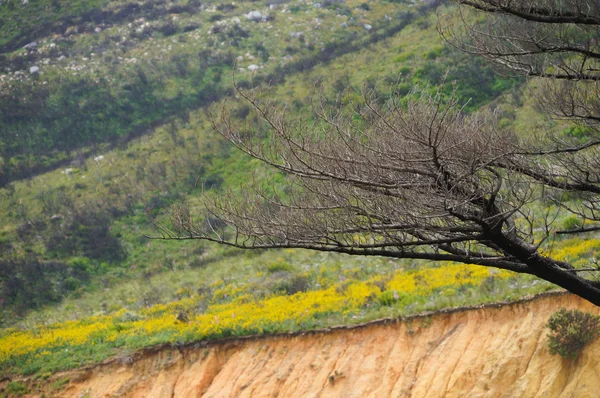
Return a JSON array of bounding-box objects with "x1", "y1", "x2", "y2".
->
[{"x1": 17, "y1": 293, "x2": 600, "y2": 397}]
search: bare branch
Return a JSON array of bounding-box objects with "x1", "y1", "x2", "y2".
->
[{"x1": 150, "y1": 0, "x2": 600, "y2": 306}]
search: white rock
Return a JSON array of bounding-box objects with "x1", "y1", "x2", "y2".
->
[
  {"x1": 246, "y1": 11, "x2": 264, "y2": 21},
  {"x1": 247, "y1": 64, "x2": 259, "y2": 71},
  {"x1": 93, "y1": 155, "x2": 104, "y2": 162},
  {"x1": 29, "y1": 66, "x2": 39, "y2": 74},
  {"x1": 364, "y1": 24, "x2": 372, "y2": 31}
]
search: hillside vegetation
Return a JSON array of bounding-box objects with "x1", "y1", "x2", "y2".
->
[{"x1": 0, "y1": 0, "x2": 591, "y2": 381}]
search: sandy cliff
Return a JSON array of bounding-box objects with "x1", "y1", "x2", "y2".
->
[{"x1": 25, "y1": 293, "x2": 600, "y2": 397}]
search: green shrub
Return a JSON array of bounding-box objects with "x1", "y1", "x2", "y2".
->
[
  {"x1": 115, "y1": 311, "x2": 142, "y2": 323},
  {"x1": 564, "y1": 125, "x2": 595, "y2": 140},
  {"x1": 266, "y1": 261, "x2": 295, "y2": 273},
  {"x1": 45, "y1": 207, "x2": 126, "y2": 262},
  {"x1": 379, "y1": 290, "x2": 410, "y2": 306},
  {"x1": 5, "y1": 381, "x2": 28, "y2": 395},
  {"x1": 561, "y1": 216, "x2": 583, "y2": 232},
  {"x1": 282, "y1": 275, "x2": 310, "y2": 295},
  {"x1": 50, "y1": 377, "x2": 70, "y2": 391},
  {"x1": 265, "y1": 274, "x2": 310, "y2": 296},
  {"x1": 546, "y1": 308, "x2": 600, "y2": 359}
]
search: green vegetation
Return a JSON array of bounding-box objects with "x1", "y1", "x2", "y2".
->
[
  {"x1": 0, "y1": 0, "x2": 109, "y2": 49},
  {"x1": 0, "y1": 0, "x2": 418, "y2": 184},
  {"x1": 0, "y1": 251, "x2": 556, "y2": 376},
  {"x1": 50, "y1": 377, "x2": 70, "y2": 392},
  {"x1": 0, "y1": 0, "x2": 524, "y2": 323},
  {"x1": 1, "y1": 381, "x2": 28, "y2": 397},
  {"x1": 547, "y1": 308, "x2": 600, "y2": 360},
  {"x1": 0, "y1": 0, "x2": 593, "y2": 380},
  {"x1": 0, "y1": 0, "x2": 517, "y2": 185}
]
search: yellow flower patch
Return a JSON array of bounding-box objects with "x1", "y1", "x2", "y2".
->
[
  {"x1": 546, "y1": 238, "x2": 600, "y2": 263},
  {"x1": 387, "y1": 263, "x2": 512, "y2": 295},
  {"x1": 0, "y1": 282, "x2": 378, "y2": 364}
]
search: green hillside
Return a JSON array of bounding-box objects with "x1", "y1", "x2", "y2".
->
[{"x1": 0, "y1": 0, "x2": 587, "y2": 381}]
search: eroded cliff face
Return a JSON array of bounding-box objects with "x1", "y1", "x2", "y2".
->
[{"x1": 22, "y1": 293, "x2": 600, "y2": 397}]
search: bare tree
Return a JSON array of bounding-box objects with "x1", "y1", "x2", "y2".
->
[
  {"x1": 440, "y1": 0, "x2": 600, "y2": 125},
  {"x1": 154, "y1": 0, "x2": 600, "y2": 306}
]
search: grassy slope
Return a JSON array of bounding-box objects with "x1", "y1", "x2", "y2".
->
[
  {"x1": 0, "y1": 0, "x2": 416, "y2": 183},
  {"x1": 0, "y1": 0, "x2": 593, "y2": 380},
  {"x1": 0, "y1": 2, "x2": 514, "y2": 315},
  {"x1": 0, "y1": 0, "x2": 110, "y2": 49}
]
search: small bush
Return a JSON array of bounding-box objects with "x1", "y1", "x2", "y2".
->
[
  {"x1": 265, "y1": 273, "x2": 310, "y2": 296},
  {"x1": 561, "y1": 216, "x2": 583, "y2": 232},
  {"x1": 266, "y1": 260, "x2": 295, "y2": 273},
  {"x1": 5, "y1": 381, "x2": 28, "y2": 395},
  {"x1": 564, "y1": 125, "x2": 595, "y2": 140},
  {"x1": 546, "y1": 308, "x2": 600, "y2": 359},
  {"x1": 50, "y1": 377, "x2": 70, "y2": 391},
  {"x1": 115, "y1": 311, "x2": 142, "y2": 323},
  {"x1": 379, "y1": 290, "x2": 410, "y2": 306},
  {"x1": 282, "y1": 275, "x2": 310, "y2": 295}
]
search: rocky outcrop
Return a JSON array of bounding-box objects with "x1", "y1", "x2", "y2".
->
[{"x1": 27, "y1": 293, "x2": 600, "y2": 397}]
